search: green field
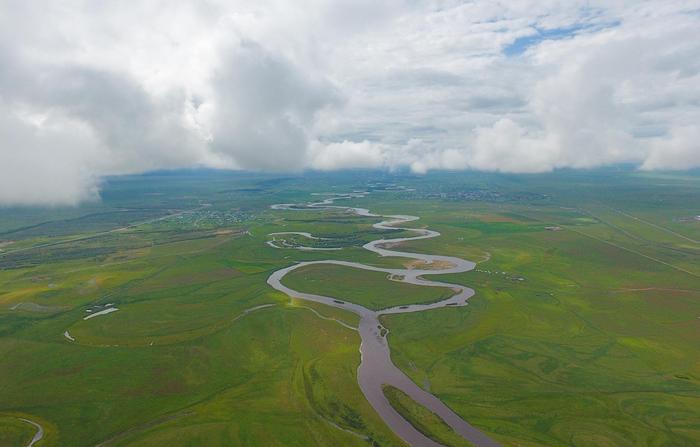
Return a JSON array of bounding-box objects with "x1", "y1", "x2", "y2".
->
[
  {"x1": 383, "y1": 386, "x2": 472, "y2": 447},
  {"x1": 1, "y1": 169, "x2": 699, "y2": 446},
  {"x1": 282, "y1": 264, "x2": 455, "y2": 310},
  {"x1": 0, "y1": 415, "x2": 41, "y2": 447}
]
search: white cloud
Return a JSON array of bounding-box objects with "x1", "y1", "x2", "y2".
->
[
  {"x1": 209, "y1": 40, "x2": 342, "y2": 170},
  {"x1": 0, "y1": 100, "x2": 102, "y2": 206},
  {"x1": 470, "y1": 119, "x2": 558, "y2": 173},
  {"x1": 643, "y1": 126, "x2": 700, "y2": 170},
  {"x1": 310, "y1": 140, "x2": 387, "y2": 170},
  {"x1": 0, "y1": 0, "x2": 698, "y2": 205}
]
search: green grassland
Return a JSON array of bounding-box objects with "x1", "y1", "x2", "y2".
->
[
  {"x1": 282, "y1": 264, "x2": 455, "y2": 310},
  {"x1": 0, "y1": 239, "x2": 405, "y2": 445},
  {"x1": 0, "y1": 415, "x2": 39, "y2": 447},
  {"x1": 0, "y1": 169, "x2": 699, "y2": 446},
  {"x1": 0, "y1": 174, "x2": 413, "y2": 446},
  {"x1": 370, "y1": 195, "x2": 700, "y2": 446},
  {"x1": 382, "y1": 385, "x2": 472, "y2": 447}
]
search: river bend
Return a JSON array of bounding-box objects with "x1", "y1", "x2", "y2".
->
[{"x1": 267, "y1": 193, "x2": 500, "y2": 447}]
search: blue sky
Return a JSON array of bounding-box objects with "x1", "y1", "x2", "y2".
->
[{"x1": 503, "y1": 26, "x2": 590, "y2": 56}]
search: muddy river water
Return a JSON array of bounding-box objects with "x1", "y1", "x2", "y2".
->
[{"x1": 268, "y1": 193, "x2": 500, "y2": 447}]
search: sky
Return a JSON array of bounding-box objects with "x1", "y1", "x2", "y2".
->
[{"x1": 0, "y1": 0, "x2": 699, "y2": 205}]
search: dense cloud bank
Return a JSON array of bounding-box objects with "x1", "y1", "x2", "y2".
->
[{"x1": 0, "y1": 1, "x2": 698, "y2": 204}]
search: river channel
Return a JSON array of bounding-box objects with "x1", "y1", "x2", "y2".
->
[{"x1": 267, "y1": 193, "x2": 500, "y2": 447}]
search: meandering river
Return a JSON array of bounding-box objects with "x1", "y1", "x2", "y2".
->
[{"x1": 268, "y1": 193, "x2": 500, "y2": 447}]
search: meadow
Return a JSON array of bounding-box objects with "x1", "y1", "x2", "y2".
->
[
  {"x1": 281, "y1": 264, "x2": 455, "y2": 310},
  {"x1": 0, "y1": 168, "x2": 699, "y2": 446}
]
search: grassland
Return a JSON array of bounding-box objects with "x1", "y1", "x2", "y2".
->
[
  {"x1": 0, "y1": 230, "x2": 405, "y2": 446},
  {"x1": 383, "y1": 386, "x2": 472, "y2": 447},
  {"x1": 366, "y1": 180, "x2": 700, "y2": 446},
  {"x1": 1, "y1": 168, "x2": 699, "y2": 446},
  {"x1": 0, "y1": 415, "x2": 39, "y2": 447},
  {"x1": 281, "y1": 263, "x2": 455, "y2": 310},
  {"x1": 0, "y1": 173, "x2": 414, "y2": 446}
]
